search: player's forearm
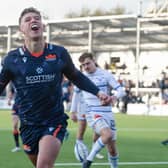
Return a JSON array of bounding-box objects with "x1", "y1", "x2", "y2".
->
[
  {"x1": 71, "y1": 70, "x2": 99, "y2": 96},
  {"x1": 70, "y1": 112, "x2": 78, "y2": 122}
]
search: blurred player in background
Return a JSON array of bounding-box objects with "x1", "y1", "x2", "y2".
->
[
  {"x1": 62, "y1": 76, "x2": 73, "y2": 111},
  {"x1": 70, "y1": 86, "x2": 104, "y2": 159},
  {"x1": 79, "y1": 53, "x2": 126, "y2": 168},
  {"x1": 0, "y1": 7, "x2": 112, "y2": 168},
  {"x1": 7, "y1": 83, "x2": 21, "y2": 152},
  {"x1": 161, "y1": 139, "x2": 168, "y2": 145}
]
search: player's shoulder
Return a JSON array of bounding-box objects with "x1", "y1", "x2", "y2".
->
[
  {"x1": 96, "y1": 67, "x2": 109, "y2": 75},
  {"x1": 3, "y1": 48, "x2": 20, "y2": 64},
  {"x1": 7, "y1": 48, "x2": 20, "y2": 57},
  {"x1": 100, "y1": 68, "x2": 113, "y2": 75},
  {"x1": 47, "y1": 43, "x2": 67, "y2": 53},
  {"x1": 46, "y1": 43, "x2": 70, "y2": 60},
  {"x1": 96, "y1": 68, "x2": 115, "y2": 80}
]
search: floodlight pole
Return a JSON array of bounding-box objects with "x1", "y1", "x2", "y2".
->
[
  {"x1": 135, "y1": 17, "x2": 141, "y2": 96},
  {"x1": 46, "y1": 24, "x2": 51, "y2": 43},
  {"x1": 88, "y1": 20, "x2": 93, "y2": 53},
  {"x1": 138, "y1": 0, "x2": 143, "y2": 16}
]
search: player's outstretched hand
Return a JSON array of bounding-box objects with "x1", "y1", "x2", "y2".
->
[
  {"x1": 70, "y1": 112, "x2": 78, "y2": 122},
  {"x1": 97, "y1": 91, "x2": 112, "y2": 105}
]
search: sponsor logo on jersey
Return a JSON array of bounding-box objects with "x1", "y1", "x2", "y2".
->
[
  {"x1": 26, "y1": 74, "x2": 55, "y2": 84},
  {"x1": 45, "y1": 54, "x2": 57, "y2": 61}
]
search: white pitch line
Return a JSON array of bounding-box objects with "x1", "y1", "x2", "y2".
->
[
  {"x1": 54, "y1": 161, "x2": 168, "y2": 166},
  {"x1": 118, "y1": 128, "x2": 168, "y2": 132}
]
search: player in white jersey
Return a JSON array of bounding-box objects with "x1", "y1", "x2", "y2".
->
[
  {"x1": 70, "y1": 86, "x2": 104, "y2": 159},
  {"x1": 78, "y1": 53, "x2": 126, "y2": 168},
  {"x1": 70, "y1": 86, "x2": 87, "y2": 142}
]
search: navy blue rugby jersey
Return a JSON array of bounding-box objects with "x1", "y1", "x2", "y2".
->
[{"x1": 0, "y1": 43, "x2": 99, "y2": 125}]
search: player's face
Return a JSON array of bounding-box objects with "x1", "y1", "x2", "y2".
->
[
  {"x1": 19, "y1": 12, "x2": 44, "y2": 40},
  {"x1": 81, "y1": 58, "x2": 96, "y2": 73}
]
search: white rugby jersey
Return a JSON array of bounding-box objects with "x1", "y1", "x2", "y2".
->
[{"x1": 82, "y1": 68, "x2": 125, "y2": 119}]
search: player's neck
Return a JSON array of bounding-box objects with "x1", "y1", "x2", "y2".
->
[
  {"x1": 89, "y1": 67, "x2": 97, "y2": 74},
  {"x1": 25, "y1": 38, "x2": 45, "y2": 53}
]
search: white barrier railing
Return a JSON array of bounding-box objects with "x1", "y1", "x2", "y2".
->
[
  {"x1": 127, "y1": 103, "x2": 168, "y2": 116},
  {"x1": 0, "y1": 97, "x2": 12, "y2": 110}
]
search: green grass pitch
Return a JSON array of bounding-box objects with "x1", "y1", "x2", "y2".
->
[{"x1": 0, "y1": 110, "x2": 168, "y2": 168}]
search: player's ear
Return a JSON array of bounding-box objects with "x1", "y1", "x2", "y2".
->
[{"x1": 93, "y1": 59, "x2": 96, "y2": 64}]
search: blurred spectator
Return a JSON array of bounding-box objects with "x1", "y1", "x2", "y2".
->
[
  {"x1": 159, "y1": 74, "x2": 168, "y2": 104},
  {"x1": 136, "y1": 93, "x2": 144, "y2": 104},
  {"x1": 120, "y1": 86, "x2": 131, "y2": 113}
]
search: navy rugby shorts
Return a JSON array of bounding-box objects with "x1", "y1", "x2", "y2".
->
[{"x1": 20, "y1": 116, "x2": 68, "y2": 154}]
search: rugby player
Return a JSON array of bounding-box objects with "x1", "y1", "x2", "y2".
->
[
  {"x1": 0, "y1": 7, "x2": 112, "y2": 168},
  {"x1": 79, "y1": 53, "x2": 126, "y2": 168},
  {"x1": 7, "y1": 83, "x2": 21, "y2": 152}
]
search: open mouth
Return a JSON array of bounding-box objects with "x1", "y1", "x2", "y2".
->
[{"x1": 31, "y1": 24, "x2": 39, "y2": 31}]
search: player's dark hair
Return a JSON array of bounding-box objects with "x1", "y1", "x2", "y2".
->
[
  {"x1": 79, "y1": 52, "x2": 98, "y2": 67},
  {"x1": 19, "y1": 7, "x2": 41, "y2": 24},
  {"x1": 79, "y1": 53, "x2": 94, "y2": 63}
]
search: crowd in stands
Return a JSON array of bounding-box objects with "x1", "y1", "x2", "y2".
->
[{"x1": 116, "y1": 71, "x2": 168, "y2": 113}]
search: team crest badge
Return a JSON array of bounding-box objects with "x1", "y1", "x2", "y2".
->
[
  {"x1": 36, "y1": 67, "x2": 43, "y2": 74},
  {"x1": 22, "y1": 57, "x2": 27, "y2": 63}
]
